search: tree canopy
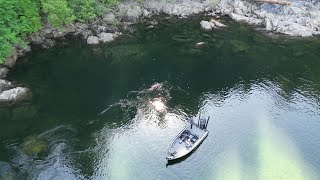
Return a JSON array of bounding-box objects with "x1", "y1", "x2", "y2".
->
[{"x1": 0, "y1": 0, "x2": 119, "y2": 64}]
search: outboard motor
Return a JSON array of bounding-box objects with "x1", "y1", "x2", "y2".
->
[{"x1": 199, "y1": 118, "x2": 207, "y2": 129}]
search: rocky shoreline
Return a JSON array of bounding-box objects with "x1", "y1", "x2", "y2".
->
[
  {"x1": 1, "y1": 0, "x2": 319, "y2": 105},
  {"x1": 215, "y1": 0, "x2": 320, "y2": 37}
]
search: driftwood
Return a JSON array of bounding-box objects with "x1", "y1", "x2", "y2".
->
[{"x1": 256, "y1": 0, "x2": 292, "y2": 5}]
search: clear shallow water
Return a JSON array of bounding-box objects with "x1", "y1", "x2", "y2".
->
[{"x1": 1, "y1": 16, "x2": 320, "y2": 179}]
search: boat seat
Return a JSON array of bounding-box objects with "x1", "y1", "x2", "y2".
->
[
  {"x1": 191, "y1": 137, "x2": 197, "y2": 143},
  {"x1": 185, "y1": 139, "x2": 192, "y2": 148},
  {"x1": 179, "y1": 136, "x2": 186, "y2": 144}
]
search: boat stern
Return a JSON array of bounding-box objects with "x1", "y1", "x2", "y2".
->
[{"x1": 166, "y1": 155, "x2": 174, "y2": 160}]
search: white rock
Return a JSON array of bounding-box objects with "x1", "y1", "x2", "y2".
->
[
  {"x1": 0, "y1": 87, "x2": 30, "y2": 103},
  {"x1": 249, "y1": 18, "x2": 264, "y2": 26},
  {"x1": 143, "y1": 9, "x2": 151, "y2": 17},
  {"x1": 265, "y1": 19, "x2": 273, "y2": 31},
  {"x1": 140, "y1": 0, "x2": 220, "y2": 17},
  {"x1": 196, "y1": 42, "x2": 206, "y2": 48},
  {"x1": 215, "y1": 0, "x2": 320, "y2": 36},
  {"x1": 210, "y1": 19, "x2": 227, "y2": 27},
  {"x1": 229, "y1": 13, "x2": 249, "y2": 22},
  {"x1": 200, "y1": 20, "x2": 215, "y2": 30},
  {"x1": 98, "y1": 32, "x2": 118, "y2": 43},
  {"x1": 87, "y1": 36, "x2": 99, "y2": 45},
  {"x1": 234, "y1": 7, "x2": 243, "y2": 15}
]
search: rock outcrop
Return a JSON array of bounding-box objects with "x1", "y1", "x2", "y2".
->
[
  {"x1": 117, "y1": 0, "x2": 220, "y2": 21},
  {"x1": 0, "y1": 87, "x2": 30, "y2": 104},
  {"x1": 215, "y1": 0, "x2": 320, "y2": 36}
]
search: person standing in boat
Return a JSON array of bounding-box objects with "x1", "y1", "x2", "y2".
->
[{"x1": 189, "y1": 117, "x2": 194, "y2": 129}]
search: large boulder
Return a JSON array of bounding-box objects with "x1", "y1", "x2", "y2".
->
[
  {"x1": 98, "y1": 32, "x2": 119, "y2": 43},
  {"x1": 0, "y1": 87, "x2": 30, "y2": 104},
  {"x1": 87, "y1": 36, "x2": 99, "y2": 45}
]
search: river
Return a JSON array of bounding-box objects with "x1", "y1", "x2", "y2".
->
[{"x1": 1, "y1": 16, "x2": 320, "y2": 179}]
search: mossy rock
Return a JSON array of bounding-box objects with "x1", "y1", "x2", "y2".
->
[
  {"x1": 11, "y1": 105, "x2": 38, "y2": 122},
  {"x1": 230, "y1": 40, "x2": 250, "y2": 53},
  {"x1": 21, "y1": 136, "x2": 48, "y2": 155},
  {"x1": 105, "y1": 44, "x2": 146, "y2": 63},
  {"x1": 171, "y1": 35, "x2": 194, "y2": 43},
  {"x1": 179, "y1": 48, "x2": 207, "y2": 57}
]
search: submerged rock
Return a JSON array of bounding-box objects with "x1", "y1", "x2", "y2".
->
[
  {"x1": 196, "y1": 42, "x2": 207, "y2": 49},
  {"x1": 105, "y1": 44, "x2": 146, "y2": 63},
  {"x1": 230, "y1": 39, "x2": 250, "y2": 52},
  {"x1": 145, "y1": 25, "x2": 154, "y2": 31},
  {"x1": 171, "y1": 35, "x2": 194, "y2": 43},
  {"x1": 210, "y1": 19, "x2": 227, "y2": 27},
  {"x1": 21, "y1": 136, "x2": 48, "y2": 155}
]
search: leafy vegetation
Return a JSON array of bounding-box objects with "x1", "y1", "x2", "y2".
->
[
  {"x1": 0, "y1": 0, "x2": 120, "y2": 64},
  {"x1": 0, "y1": 0, "x2": 41, "y2": 63},
  {"x1": 40, "y1": 0, "x2": 76, "y2": 28}
]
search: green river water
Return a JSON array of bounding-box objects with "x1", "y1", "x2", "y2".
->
[{"x1": 1, "y1": 16, "x2": 320, "y2": 179}]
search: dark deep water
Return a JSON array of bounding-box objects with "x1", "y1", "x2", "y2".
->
[{"x1": 1, "y1": 16, "x2": 320, "y2": 179}]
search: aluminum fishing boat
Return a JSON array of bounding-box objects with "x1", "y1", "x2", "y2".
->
[{"x1": 166, "y1": 116, "x2": 210, "y2": 161}]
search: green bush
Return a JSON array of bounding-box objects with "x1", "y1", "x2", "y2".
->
[
  {"x1": 0, "y1": 0, "x2": 41, "y2": 63},
  {"x1": 40, "y1": 0, "x2": 76, "y2": 28},
  {"x1": 68, "y1": 0, "x2": 119, "y2": 22},
  {"x1": 0, "y1": 0, "x2": 120, "y2": 64}
]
